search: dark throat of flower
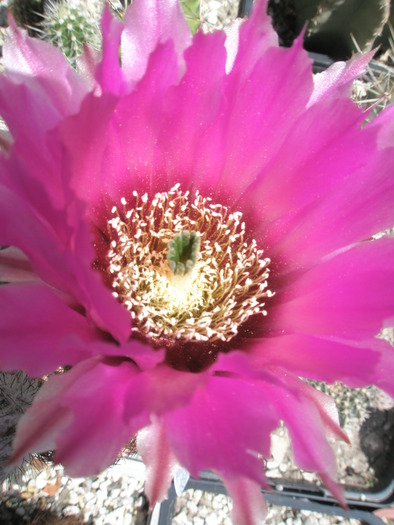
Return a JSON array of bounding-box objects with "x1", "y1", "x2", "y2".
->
[{"x1": 103, "y1": 185, "x2": 273, "y2": 371}]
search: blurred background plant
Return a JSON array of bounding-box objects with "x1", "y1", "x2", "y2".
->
[
  {"x1": 38, "y1": 0, "x2": 103, "y2": 64},
  {"x1": 0, "y1": 371, "x2": 42, "y2": 483},
  {"x1": 180, "y1": 0, "x2": 200, "y2": 32},
  {"x1": 352, "y1": 21, "x2": 394, "y2": 118},
  {"x1": 292, "y1": 0, "x2": 391, "y2": 59},
  {"x1": 287, "y1": 0, "x2": 394, "y2": 117},
  {"x1": 5, "y1": 0, "x2": 394, "y2": 55},
  {"x1": 9, "y1": 0, "x2": 104, "y2": 65},
  {"x1": 261, "y1": 0, "x2": 394, "y2": 116},
  {"x1": 2, "y1": 0, "x2": 393, "y2": 114}
]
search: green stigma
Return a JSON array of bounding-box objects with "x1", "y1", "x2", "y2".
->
[{"x1": 167, "y1": 231, "x2": 200, "y2": 276}]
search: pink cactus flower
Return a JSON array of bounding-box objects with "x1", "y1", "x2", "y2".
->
[{"x1": 1, "y1": 1, "x2": 394, "y2": 523}]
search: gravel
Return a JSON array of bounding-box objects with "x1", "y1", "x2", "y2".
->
[
  {"x1": 1, "y1": 458, "x2": 148, "y2": 525},
  {"x1": 170, "y1": 489, "x2": 361, "y2": 525}
]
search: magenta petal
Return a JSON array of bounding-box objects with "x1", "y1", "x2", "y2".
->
[
  {"x1": 0, "y1": 283, "x2": 101, "y2": 376},
  {"x1": 59, "y1": 41, "x2": 179, "y2": 207},
  {"x1": 157, "y1": 34, "x2": 313, "y2": 200},
  {"x1": 2, "y1": 114, "x2": 132, "y2": 344},
  {"x1": 0, "y1": 183, "x2": 131, "y2": 343},
  {"x1": 0, "y1": 78, "x2": 59, "y2": 144},
  {"x1": 0, "y1": 183, "x2": 76, "y2": 289},
  {"x1": 281, "y1": 374, "x2": 348, "y2": 444},
  {"x1": 2, "y1": 18, "x2": 87, "y2": 128},
  {"x1": 95, "y1": 6, "x2": 125, "y2": 95},
  {"x1": 268, "y1": 145, "x2": 394, "y2": 269},
  {"x1": 96, "y1": 41, "x2": 179, "y2": 198},
  {"x1": 271, "y1": 237, "x2": 394, "y2": 339},
  {"x1": 164, "y1": 372, "x2": 277, "y2": 485},
  {"x1": 245, "y1": 97, "x2": 371, "y2": 237},
  {"x1": 9, "y1": 358, "x2": 100, "y2": 464},
  {"x1": 54, "y1": 359, "x2": 147, "y2": 476},
  {"x1": 121, "y1": 0, "x2": 191, "y2": 89},
  {"x1": 218, "y1": 36, "x2": 313, "y2": 197},
  {"x1": 121, "y1": 342, "x2": 165, "y2": 371},
  {"x1": 269, "y1": 373, "x2": 345, "y2": 505},
  {"x1": 214, "y1": 352, "x2": 341, "y2": 440},
  {"x1": 10, "y1": 402, "x2": 73, "y2": 468},
  {"x1": 154, "y1": 30, "x2": 228, "y2": 191},
  {"x1": 124, "y1": 364, "x2": 208, "y2": 420},
  {"x1": 370, "y1": 103, "x2": 394, "y2": 149},
  {"x1": 233, "y1": 0, "x2": 278, "y2": 79},
  {"x1": 250, "y1": 334, "x2": 384, "y2": 388},
  {"x1": 76, "y1": 45, "x2": 101, "y2": 92},
  {"x1": 64, "y1": 236, "x2": 132, "y2": 343},
  {"x1": 209, "y1": 353, "x2": 345, "y2": 500},
  {"x1": 54, "y1": 92, "x2": 118, "y2": 207},
  {"x1": 1, "y1": 128, "x2": 69, "y2": 210},
  {"x1": 309, "y1": 51, "x2": 373, "y2": 106},
  {"x1": 137, "y1": 419, "x2": 176, "y2": 506},
  {"x1": 12, "y1": 357, "x2": 149, "y2": 476},
  {"x1": 224, "y1": 477, "x2": 267, "y2": 525},
  {"x1": 215, "y1": 352, "x2": 347, "y2": 444},
  {"x1": 163, "y1": 352, "x2": 342, "y2": 502}
]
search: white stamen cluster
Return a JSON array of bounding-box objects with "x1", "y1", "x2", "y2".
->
[{"x1": 107, "y1": 185, "x2": 273, "y2": 344}]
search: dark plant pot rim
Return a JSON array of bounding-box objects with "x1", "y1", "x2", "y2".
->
[{"x1": 150, "y1": 469, "x2": 394, "y2": 525}]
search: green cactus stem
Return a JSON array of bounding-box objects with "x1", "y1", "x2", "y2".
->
[
  {"x1": 38, "y1": 0, "x2": 104, "y2": 65},
  {"x1": 294, "y1": 0, "x2": 391, "y2": 59},
  {"x1": 180, "y1": 0, "x2": 201, "y2": 33}
]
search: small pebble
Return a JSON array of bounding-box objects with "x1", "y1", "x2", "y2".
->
[{"x1": 63, "y1": 504, "x2": 82, "y2": 516}]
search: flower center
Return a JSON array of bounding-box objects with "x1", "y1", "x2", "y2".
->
[{"x1": 106, "y1": 185, "x2": 272, "y2": 346}]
